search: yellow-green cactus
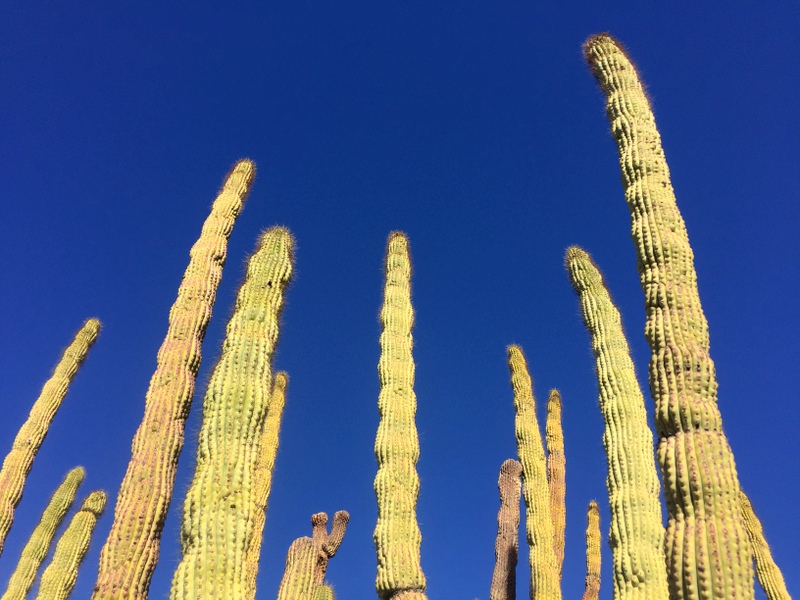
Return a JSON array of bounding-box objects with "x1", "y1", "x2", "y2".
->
[
  {"x1": 94, "y1": 160, "x2": 254, "y2": 600},
  {"x1": 170, "y1": 226, "x2": 294, "y2": 600},
  {"x1": 545, "y1": 390, "x2": 566, "y2": 581},
  {"x1": 490, "y1": 459, "x2": 522, "y2": 600},
  {"x1": 0, "y1": 318, "x2": 100, "y2": 554},
  {"x1": 584, "y1": 33, "x2": 753, "y2": 599},
  {"x1": 739, "y1": 492, "x2": 790, "y2": 600},
  {"x1": 581, "y1": 501, "x2": 601, "y2": 600},
  {"x1": 314, "y1": 585, "x2": 335, "y2": 600},
  {"x1": 373, "y1": 232, "x2": 428, "y2": 600},
  {"x1": 246, "y1": 370, "x2": 289, "y2": 600},
  {"x1": 507, "y1": 345, "x2": 560, "y2": 600},
  {"x1": 566, "y1": 246, "x2": 668, "y2": 600},
  {"x1": 2, "y1": 467, "x2": 85, "y2": 600},
  {"x1": 36, "y1": 490, "x2": 107, "y2": 600}
]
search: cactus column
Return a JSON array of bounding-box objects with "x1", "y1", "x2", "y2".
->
[
  {"x1": 490, "y1": 459, "x2": 522, "y2": 600},
  {"x1": 373, "y1": 232, "x2": 428, "y2": 600},
  {"x1": 545, "y1": 390, "x2": 566, "y2": 581},
  {"x1": 581, "y1": 502, "x2": 601, "y2": 600},
  {"x1": 739, "y1": 492, "x2": 790, "y2": 600},
  {"x1": 584, "y1": 34, "x2": 753, "y2": 599}
]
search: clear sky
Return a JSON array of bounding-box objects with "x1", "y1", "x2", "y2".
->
[{"x1": 1, "y1": 3, "x2": 797, "y2": 599}]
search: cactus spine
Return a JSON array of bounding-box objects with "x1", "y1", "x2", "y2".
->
[
  {"x1": 93, "y1": 160, "x2": 254, "y2": 600},
  {"x1": 0, "y1": 318, "x2": 100, "y2": 554},
  {"x1": 739, "y1": 492, "x2": 790, "y2": 600},
  {"x1": 36, "y1": 490, "x2": 107, "y2": 600},
  {"x1": 373, "y1": 232, "x2": 428, "y2": 600},
  {"x1": 170, "y1": 226, "x2": 294, "y2": 600},
  {"x1": 507, "y1": 345, "x2": 561, "y2": 600},
  {"x1": 581, "y1": 501, "x2": 601, "y2": 600},
  {"x1": 566, "y1": 246, "x2": 668, "y2": 600},
  {"x1": 584, "y1": 34, "x2": 753, "y2": 599},
  {"x1": 2, "y1": 467, "x2": 85, "y2": 600},
  {"x1": 545, "y1": 390, "x2": 566, "y2": 581},
  {"x1": 490, "y1": 459, "x2": 522, "y2": 600}
]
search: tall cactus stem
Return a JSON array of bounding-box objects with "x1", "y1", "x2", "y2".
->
[
  {"x1": 584, "y1": 33, "x2": 753, "y2": 599},
  {"x1": 170, "y1": 226, "x2": 294, "y2": 600},
  {"x1": 739, "y1": 491, "x2": 790, "y2": 600},
  {"x1": 2, "y1": 467, "x2": 85, "y2": 600},
  {"x1": 566, "y1": 246, "x2": 668, "y2": 600},
  {"x1": 507, "y1": 345, "x2": 561, "y2": 600},
  {"x1": 490, "y1": 459, "x2": 522, "y2": 600},
  {"x1": 93, "y1": 160, "x2": 254, "y2": 600},
  {"x1": 0, "y1": 318, "x2": 100, "y2": 554},
  {"x1": 373, "y1": 232, "x2": 428, "y2": 600},
  {"x1": 545, "y1": 389, "x2": 566, "y2": 581},
  {"x1": 581, "y1": 501, "x2": 601, "y2": 600}
]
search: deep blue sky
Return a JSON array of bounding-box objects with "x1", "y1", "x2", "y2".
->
[{"x1": 1, "y1": 4, "x2": 797, "y2": 599}]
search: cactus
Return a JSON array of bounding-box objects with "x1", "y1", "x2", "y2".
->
[
  {"x1": 545, "y1": 390, "x2": 566, "y2": 581},
  {"x1": 490, "y1": 459, "x2": 522, "y2": 600},
  {"x1": 246, "y1": 371, "x2": 289, "y2": 600},
  {"x1": 507, "y1": 345, "x2": 560, "y2": 600},
  {"x1": 0, "y1": 318, "x2": 100, "y2": 554},
  {"x1": 310, "y1": 512, "x2": 349, "y2": 589},
  {"x1": 170, "y1": 226, "x2": 294, "y2": 600},
  {"x1": 93, "y1": 159, "x2": 254, "y2": 600},
  {"x1": 373, "y1": 232, "x2": 428, "y2": 600},
  {"x1": 581, "y1": 501, "x2": 601, "y2": 600},
  {"x1": 36, "y1": 490, "x2": 107, "y2": 600},
  {"x1": 584, "y1": 33, "x2": 754, "y2": 599},
  {"x1": 739, "y1": 492, "x2": 790, "y2": 600},
  {"x1": 2, "y1": 467, "x2": 85, "y2": 600},
  {"x1": 314, "y1": 585, "x2": 335, "y2": 600},
  {"x1": 566, "y1": 246, "x2": 668, "y2": 600}
]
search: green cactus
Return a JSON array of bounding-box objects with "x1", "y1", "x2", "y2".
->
[
  {"x1": 739, "y1": 492, "x2": 790, "y2": 600},
  {"x1": 584, "y1": 33, "x2": 754, "y2": 599},
  {"x1": 373, "y1": 232, "x2": 428, "y2": 600},
  {"x1": 93, "y1": 159, "x2": 255, "y2": 600},
  {"x1": 170, "y1": 226, "x2": 294, "y2": 600},
  {"x1": 545, "y1": 390, "x2": 566, "y2": 581},
  {"x1": 0, "y1": 318, "x2": 100, "y2": 555},
  {"x1": 2, "y1": 467, "x2": 85, "y2": 600},
  {"x1": 581, "y1": 501, "x2": 601, "y2": 600},
  {"x1": 36, "y1": 490, "x2": 107, "y2": 600},
  {"x1": 490, "y1": 459, "x2": 522, "y2": 600},
  {"x1": 507, "y1": 345, "x2": 560, "y2": 600},
  {"x1": 566, "y1": 246, "x2": 668, "y2": 600}
]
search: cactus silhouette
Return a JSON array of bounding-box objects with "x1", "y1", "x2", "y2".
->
[
  {"x1": 0, "y1": 318, "x2": 100, "y2": 554},
  {"x1": 581, "y1": 502, "x2": 601, "y2": 600},
  {"x1": 545, "y1": 390, "x2": 566, "y2": 581},
  {"x1": 739, "y1": 492, "x2": 790, "y2": 600},
  {"x1": 490, "y1": 459, "x2": 522, "y2": 600}
]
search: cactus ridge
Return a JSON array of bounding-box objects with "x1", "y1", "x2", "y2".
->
[
  {"x1": 490, "y1": 459, "x2": 522, "y2": 600},
  {"x1": 581, "y1": 501, "x2": 601, "y2": 600}
]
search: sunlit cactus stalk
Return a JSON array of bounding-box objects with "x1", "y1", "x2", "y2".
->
[
  {"x1": 739, "y1": 491, "x2": 790, "y2": 600},
  {"x1": 2, "y1": 467, "x2": 85, "y2": 600},
  {"x1": 584, "y1": 34, "x2": 754, "y2": 599},
  {"x1": 507, "y1": 345, "x2": 560, "y2": 600},
  {"x1": 94, "y1": 159, "x2": 254, "y2": 600},
  {"x1": 490, "y1": 459, "x2": 522, "y2": 600},
  {"x1": 245, "y1": 370, "x2": 289, "y2": 600},
  {"x1": 581, "y1": 501, "x2": 601, "y2": 600},
  {"x1": 545, "y1": 389, "x2": 566, "y2": 581},
  {"x1": 566, "y1": 246, "x2": 668, "y2": 600},
  {"x1": 170, "y1": 226, "x2": 294, "y2": 600},
  {"x1": 373, "y1": 232, "x2": 428, "y2": 600},
  {"x1": 314, "y1": 585, "x2": 335, "y2": 600},
  {"x1": 36, "y1": 490, "x2": 107, "y2": 600},
  {"x1": 0, "y1": 318, "x2": 100, "y2": 554}
]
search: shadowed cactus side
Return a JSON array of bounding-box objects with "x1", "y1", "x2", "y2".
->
[
  {"x1": 739, "y1": 492, "x2": 790, "y2": 600},
  {"x1": 581, "y1": 502, "x2": 601, "y2": 600},
  {"x1": 490, "y1": 459, "x2": 522, "y2": 600},
  {"x1": 545, "y1": 390, "x2": 566, "y2": 581}
]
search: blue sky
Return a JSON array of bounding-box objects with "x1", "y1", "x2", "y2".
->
[{"x1": 1, "y1": 3, "x2": 797, "y2": 599}]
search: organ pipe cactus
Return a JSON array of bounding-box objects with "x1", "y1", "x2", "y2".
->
[
  {"x1": 581, "y1": 501, "x2": 601, "y2": 600},
  {"x1": 566, "y1": 246, "x2": 668, "y2": 600},
  {"x1": 0, "y1": 318, "x2": 100, "y2": 554},
  {"x1": 94, "y1": 159, "x2": 255, "y2": 600},
  {"x1": 584, "y1": 34, "x2": 754, "y2": 599},
  {"x1": 490, "y1": 459, "x2": 522, "y2": 600},
  {"x1": 545, "y1": 390, "x2": 566, "y2": 581},
  {"x1": 37, "y1": 490, "x2": 107, "y2": 600},
  {"x1": 507, "y1": 345, "x2": 560, "y2": 600},
  {"x1": 2, "y1": 467, "x2": 85, "y2": 600},
  {"x1": 739, "y1": 492, "x2": 790, "y2": 600},
  {"x1": 373, "y1": 232, "x2": 428, "y2": 600},
  {"x1": 170, "y1": 226, "x2": 294, "y2": 600}
]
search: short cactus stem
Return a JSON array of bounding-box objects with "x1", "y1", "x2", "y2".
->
[
  {"x1": 545, "y1": 389, "x2": 566, "y2": 581},
  {"x1": 584, "y1": 34, "x2": 753, "y2": 599},
  {"x1": 276, "y1": 538, "x2": 317, "y2": 600},
  {"x1": 0, "y1": 318, "x2": 100, "y2": 554},
  {"x1": 2, "y1": 467, "x2": 85, "y2": 600},
  {"x1": 94, "y1": 160, "x2": 254, "y2": 600},
  {"x1": 170, "y1": 226, "x2": 295, "y2": 600},
  {"x1": 373, "y1": 233, "x2": 428, "y2": 600},
  {"x1": 314, "y1": 585, "x2": 335, "y2": 600},
  {"x1": 490, "y1": 459, "x2": 522, "y2": 600},
  {"x1": 581, "y1": 501, "x2": 601, "y2": 600},
  {"x1": 36, "y1": 490, "x2": 107, "y2": 600},
  {"x1": 739, "y1": 491, "x2": 790, "y2": 600},
  {"x1": 507, "y1": 345, "x2": 560, "y2": 600}
]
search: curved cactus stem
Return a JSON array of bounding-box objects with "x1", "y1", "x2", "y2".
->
[
  {"x1": 581, "y1": 501, "x2": 601, "y2": 600},
  {"x1": 490, "y1": 459, "x2": 522, "y2": 600},
  {"x1": 739, "y1": 491, "x2": 791, "y2": 600},
  {"x1": 545, "y1": 389, "x2": 566, "y2": 581},
  {"x1": 584, "y1": 33, "x2": 753, "y2": 599},
  {"x1": 0, "y1": 318, "x2": 100, "y2": 554},
  {"x1": 311, "y1": 511, "x2": 349, "y2": 587},
  {"x1": 170, "y1": 226, "x2": 294, "y2": 600}
]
